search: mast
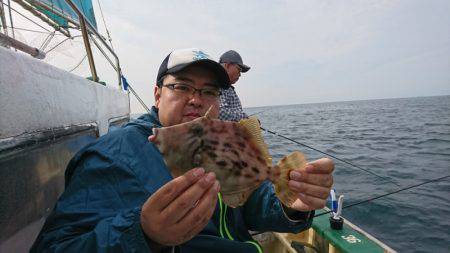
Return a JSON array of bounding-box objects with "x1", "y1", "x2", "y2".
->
[{"x1": 65, "y1": 0, "x2": 97, "y2": 81}]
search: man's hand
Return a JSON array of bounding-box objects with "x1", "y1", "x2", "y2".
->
[
  {"x1": 288, "y1": 158, "x2": 334, "y2": 212},
  {"x1": 140, "y1": 168, "x2": 220, "y2": 247}
]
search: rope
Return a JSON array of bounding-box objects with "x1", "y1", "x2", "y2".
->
[
  {"x1": 96, "y1": 0, "x2": 114, "y2": 50},
  {"x1": 9, "y1": 26, "x2": 65, "y2": 35},
  {"x1": 45, "y1": 35, "x2": 82, "y2": 54},
  {"x1": 260, "y1": 127, "x2": 400, "y2": 186},
  {"x1": 314, "y1": 174, "x2": 450, "y2": 217},
  {"x1": 8, "y1": 0, "x2": 69, "y2": 35},
  {"x1": 39, "y1": 30, "x2": 55, "y2": 51},
  {"x1": 3, "y1": 1, "x2": 50, "y2": 32},
  {"x1": 69, "y1": 54, "x2": 86, "y2": 72}
]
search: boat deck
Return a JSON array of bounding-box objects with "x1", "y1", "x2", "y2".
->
[{"x1": 258, "y1": 209, "x2": 396, "y2": 253}]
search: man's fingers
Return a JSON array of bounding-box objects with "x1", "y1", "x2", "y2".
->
[
  {"x1": 149, "y1": 168, "x2": 205, "y2": 211},
  {"x1": 305, "y1": 158, "x2": 335, "y2": 174},
  {"x1": 290, "y1": 171, "x2": 333, "y2": 188},
  {"x1": 172, "y1": 180, "x2": 219, "y2": 243},
  {"x1": 180, "y1": 180, "x2": 219, "y2": 228},
  {"x1": 288, "y1": 157, "x2": 334, "y2": 212},
  {"x1": 297, "y1": 193, "x2": 327, "y2": 210},
  {"x1": 288, "y1": 180, "x2": 330, "y2": 199},
  {"x1": 140, "y1": 169, "x2": 217, "y2": 246},
  {"x1": 148, "y1": 134, "x2": 156, "y2": 142},
  {"x1": 164, "y1": 172, "x2": 217, "y2": 223}
]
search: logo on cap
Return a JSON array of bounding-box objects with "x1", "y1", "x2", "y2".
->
[{"x1": 193, "y1": 50, "x2": 209, "y2": 61}]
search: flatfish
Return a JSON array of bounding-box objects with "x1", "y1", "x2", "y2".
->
[{"x1": 149, "y1": 111, "x2": 307, "y2": 208}]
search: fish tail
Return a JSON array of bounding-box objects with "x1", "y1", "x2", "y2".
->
[{"x1": 273, "y1": 151, "x2": 307, "y2": 207}]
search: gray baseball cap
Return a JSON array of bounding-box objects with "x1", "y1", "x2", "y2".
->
[{"x1": 219, "y1": 50, "x2": 250, "y2": 73}]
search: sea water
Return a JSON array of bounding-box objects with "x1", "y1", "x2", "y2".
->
[
  {"x1": 247, "y1": 95, "x2": 450, "y2": 253},
  {"x1": 132, "y1": 95, "x2": 449, "y2": 252}
]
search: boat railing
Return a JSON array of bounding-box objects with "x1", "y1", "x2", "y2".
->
[{"x1": 64, "y1": 0, "x2": 122, "y2": 88}]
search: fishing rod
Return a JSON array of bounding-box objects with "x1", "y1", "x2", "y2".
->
[
  {"x1": 314, "y1": 174, "x2": 450, "y2": 217},
  {"x1": 260, "y1": 126, "x2": 400, "y2": 186}
]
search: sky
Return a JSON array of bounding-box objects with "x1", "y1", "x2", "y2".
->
[{"x1": 8, "y1": 0, "x2": 450, "y2": 113}]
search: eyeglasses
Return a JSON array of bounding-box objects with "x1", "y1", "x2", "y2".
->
[
  {"x1": 162, "y1": 83, "x2": 221, "y2": 100},
  {"x1": 235, "y1": 64, "x2": 242, "y2": 72}
]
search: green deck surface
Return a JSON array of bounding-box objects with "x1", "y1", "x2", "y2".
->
[{"x1": 312, "y1": 212, "x2": 385, "y2": 253}]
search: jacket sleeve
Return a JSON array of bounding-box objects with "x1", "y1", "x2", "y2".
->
[
  {"x1": 30, "y1": 150, "x2": 157, "y2": 253},
  {"x1": 242, "y1": 181, "x2": 314, "y2": 233}
]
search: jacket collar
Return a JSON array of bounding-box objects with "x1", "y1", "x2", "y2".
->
[{"x1": 124, "y1": 106, "x2": 162, "y2": 135}]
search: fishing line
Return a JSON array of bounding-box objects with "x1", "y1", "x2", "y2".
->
[
  {"x1": 260, "y1": 126, "x2": 400, "y2": 186},
  {"x1": 314, "y1": 174, "x2": 450, "y2": 217},
  {"x1": 248, "y1": 109, "x2": 267, "y2": 117}
]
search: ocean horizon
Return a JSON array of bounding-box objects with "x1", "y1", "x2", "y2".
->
[
  {"x1": 245, "y1": 94, "x2": 450, "y2": 110},
  {"x1": 131, "y1": 94, "x2": 450, "y2": 116}
]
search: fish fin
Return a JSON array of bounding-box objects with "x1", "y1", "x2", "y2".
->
[
  {"x1": 221, "y1": 188, "x2": 255, "y2": 208},
  {"x1": 238, "y1": 116, "x2": 272, "y2": 166},
  {"x1": 274, "y1": 151, "x2": 308, "y2": 207}
]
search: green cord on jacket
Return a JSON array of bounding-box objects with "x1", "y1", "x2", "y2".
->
[{"x1": 217, "y1": 193, "x2": 263, "y2": 253}]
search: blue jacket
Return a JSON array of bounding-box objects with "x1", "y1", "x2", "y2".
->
[{"x1": 31, "y1": 107, "x2": 313, "y2": 253}]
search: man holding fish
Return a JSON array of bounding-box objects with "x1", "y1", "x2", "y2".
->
[{"x1": 31, "y1": 48, "x2": 334, "y2": 253}]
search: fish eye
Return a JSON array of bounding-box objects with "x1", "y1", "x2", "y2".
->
[{"x1": 190, "y1": 124, "x2": 204, "y2": 136}]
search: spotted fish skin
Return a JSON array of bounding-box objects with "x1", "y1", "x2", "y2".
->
[{"x1": 150, "y1": 116, "x2": 281, "y2": 207}]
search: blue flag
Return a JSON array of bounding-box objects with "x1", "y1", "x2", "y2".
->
[{"x1": 121, "y1": 75, "x2": 129, "y2": 91}]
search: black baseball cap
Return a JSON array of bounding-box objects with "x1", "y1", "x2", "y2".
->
[
  {"x1": 219, "y1": 50, "x2": 250, "y2": 73},
  {"x1": 157, "y1": 48, "x2": 230, "y2": 89}
]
